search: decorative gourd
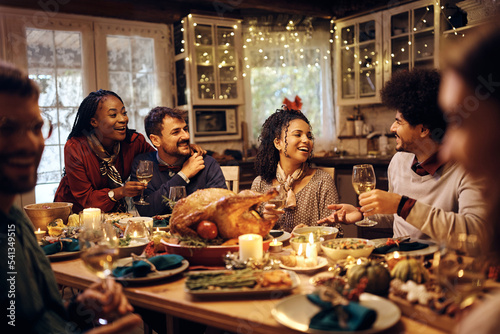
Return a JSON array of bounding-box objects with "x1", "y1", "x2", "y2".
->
[
  {"x1": 390, "y1": 258, "x2": 429, "y2": 284},
  {"x1": 347, "y1": 261, "x2": 391, "y2": 296}
]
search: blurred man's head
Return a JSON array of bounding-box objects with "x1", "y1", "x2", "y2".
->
[
  {"x1": 0, "y1": 61, "x2": 44, "y2": 195},
  {"x1": 382, "y1": 69, "x2": 445, "y2": 154}
]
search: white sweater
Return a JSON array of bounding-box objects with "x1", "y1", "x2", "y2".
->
[{"x1": 382, "y1": 152, "x2": 487, "y2": 241}]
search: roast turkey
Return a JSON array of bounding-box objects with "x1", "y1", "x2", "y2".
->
[{"x1": 170, "y1": 188, "x2": 278, "y2": 239}]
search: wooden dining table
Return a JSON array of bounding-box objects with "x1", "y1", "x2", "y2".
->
[{"x1": 50, "y1": 255, "x2": 449, "y2": 334}]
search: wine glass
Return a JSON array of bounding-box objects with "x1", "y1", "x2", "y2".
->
[
  {"x1": 435, "y1": 233, "x2": 488, "y2": 309},
  {"x1": 79, "y1": 220, "x2": 119, "y2": 281},
  {"x1": 134, "y1": 160, "x2": 153, "y2": 206},
  {"x1": 352, "y1": 164, "x2": 377, "y2": 227},
  {"x1": 268, "y1": 184, "x2": 287, "y2": 210},
  {"x1": 168, "y1": 186, "x2": 187, "y2": 210}
]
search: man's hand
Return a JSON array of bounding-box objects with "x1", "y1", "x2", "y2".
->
[
  {"x1": 317, "y1": 203, "x2": 363, "y2": 225},
  {"x1": 358, "y1": 189, "x2": 402, "y2": 216},
  {"x1": 87, "y1": 314, "x2": 142, "y2": 334},
  {"x1": 115, "y1": 181, "x2": 146, "y2": 199},
  {"x1": 189, "y1": 144, "x2": 207, "y2": 156},
  {"x1": 181, "y1": 151, "x2": 205, "y2": 179},
  {"x1": 76, "y1": 278, "x2": 133, "y2": 319}
]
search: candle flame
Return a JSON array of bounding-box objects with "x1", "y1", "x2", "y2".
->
[
  {"x1": 297, "y1": 243, "x2": 303, "y2": 256},
  {"x1": 156, "y1": 227, "x2": 160, "y2": 232},
  {"x1": 272, "y1": 238, "x2": 278, "y2": 245},
  {"x1": 309, "y1": 232, "x2": 314, "y2": 244},
  {"x1": 133, "y1": 231, "x2": 138, "y2": 238},
  {"x1": 357, "y1": 258, "x2": 362, "y2": 265},
  {"x1": 394, "y1": 251, "x2": 400, "y2": 259},
  {"x1": 38, "y1": 228, "x2": 41, "y2": 232}
]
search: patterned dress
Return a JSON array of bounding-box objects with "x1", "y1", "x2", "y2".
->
[{"x1": 251, "y1": 169, "x2": 339, "y2": 232}]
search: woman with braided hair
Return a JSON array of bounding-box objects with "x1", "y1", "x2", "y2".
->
[
  {"x1": 251, "y1": 107, "x2": 339, "y2": 232},
  {"x1": 54, "y1": 89, "x2": 154, "y2": 213}
]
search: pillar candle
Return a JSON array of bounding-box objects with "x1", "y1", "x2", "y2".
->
[
  {"x1": 82, "y1": 208, "x2": 101, "y2": 229},
  {"x1": 239, "y1": 234, "x2": 263, "y2": 261}
]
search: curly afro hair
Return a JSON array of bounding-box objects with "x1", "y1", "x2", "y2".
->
[
  {"x1": 381, "y1": 69, "x2": 446, "y2": 143},
  {"x1": 255, "y1": 108, "x2": 313, "y2": 182}
]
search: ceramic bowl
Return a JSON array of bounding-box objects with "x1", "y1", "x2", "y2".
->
[
  {"x1": 291, "y1": 226, "x2": 339, "y2": 240},
  {"x1": 117, "y1": 238, "x2": 149, "y2": 258},
  {"x1": 24, "y1": 202, "x2": 73, "y2": 231},
  {"x1": 321, "y1": 238, "x2": 375, "y2": 261}
]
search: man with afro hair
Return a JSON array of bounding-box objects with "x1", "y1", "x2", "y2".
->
[{"x1": 321, "y1": 69, "x2": 487, "y2": 242}]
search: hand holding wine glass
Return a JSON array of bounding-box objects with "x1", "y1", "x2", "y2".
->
[
  {"x1": 134, "y1": 160, "x2": 153, "y2": 206},
  {"x1": 352, "y1": 164, "x2": 377, "y2": 227},
  {"x1": 268, "y1": 184, "x2": 287, "y2": 210}
]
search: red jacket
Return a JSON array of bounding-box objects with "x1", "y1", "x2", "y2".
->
[{"x1": 54, "y1": 132, "x2": 154, "y2": 213}]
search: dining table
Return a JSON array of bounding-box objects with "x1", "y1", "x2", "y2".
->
[{"x1": 50, "y1": 254, "x2": 450, "y2": 334}]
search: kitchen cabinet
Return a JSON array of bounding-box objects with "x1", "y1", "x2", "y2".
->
[
  {"x1": 174, "y1": 14, "x2": 244, "y2": 106},
  {"x1": 335, "y1": 13, "x2": 383, "y2": 105},
  {"x1": 382, "y1": 0, "x2": 441, "y2": 79}
]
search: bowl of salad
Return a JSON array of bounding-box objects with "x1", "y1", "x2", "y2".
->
[{"x1": 321, "y1": 238, "x2": 374, "y2": 261}]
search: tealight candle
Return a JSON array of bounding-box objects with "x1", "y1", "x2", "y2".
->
[
  {"x1": 239, "y1": 234, "x2": 263, "y2": 261},
  {"x1": 82, "y1": 208, "x2": 101, "y2": 229},
  {"x1": 268, "y1": 238, "x2": 283, "y2": 253},
  {"x1": 35, "y1": 228, "x2": 46, "y2": 243},
  {"x1": 296, "y1": 243, "x2": 305, "y2": 267}
]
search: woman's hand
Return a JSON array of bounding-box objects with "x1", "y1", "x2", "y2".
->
[
  {"x1": 76, "y1": 278, "x2": 134, "y2": 320},
  {"x1": 115, "y1": 182, "x2": 146, "y2": 199},
  {"x1": 317, "y1": 203, "x2": 362, "y2": 225},
  {"x1": 87, "y1": 313, "x2": 142, "y2": 334},
  {"x1": 262, "y1": 203, "x2": 284, "y2": 221},
  {"x1": 358, "y1": 190, "x2": 401, "y2": 216},
  {"x1": 189, "y1": 144, "x2": 207, "y2": 156}
]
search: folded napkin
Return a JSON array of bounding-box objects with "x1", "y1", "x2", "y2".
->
[
  {"x1": 43, "y1": 238, "x2": 80, "y2": 255},
  {"x1": 307, "y1": 294, "x2": 377, "y2": 331},
  {"x1": 372, "y1": 242, "x2": 429, "y2": 255},
  {"x1": 112, "y1": 254, "x2": 184, "y2": 278},
  {"x1": 153, "y1": 220, "x2": 168, "y2": 227}
]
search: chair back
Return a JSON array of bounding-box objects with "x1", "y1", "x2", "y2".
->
[
  {"x1": 220, "y1": 166, "x2": 240, "y2": 193},
  {"x1": 318, "y1": 167, "x2": 335, "y2": 180}
]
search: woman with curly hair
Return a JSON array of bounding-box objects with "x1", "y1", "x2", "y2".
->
[{"x1": 251, "y1": 108, "x2": 339, "y2": 232}]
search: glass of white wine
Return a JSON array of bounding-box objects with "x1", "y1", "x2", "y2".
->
[
  {"x1": 134, "y1": 160, "x2": 153, "y2": 206},
  {"x1": 79, "y1": 220, "x2": 119, "y2": 281},
  {"x1": 352, "y1": 164, "x2": 377, "y2": 227},
  {"x1": 435, "y1": 233, "x2": 488, "y2": 309},
  {"x1": 268, "y1": 184, "x2": 287, "y2": 210}
]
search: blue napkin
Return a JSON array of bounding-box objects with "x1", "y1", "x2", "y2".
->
[
  {"x1": 307, "y1": 294, "x2": 377, "y2": 331},
  {"x1": 372, "y1": 242, "x2": 429, "y2": 255},
  {"x1": 42, "y1": 238, "x2": 80, "y2": 255},
  {"x1": 112, "y1": 254, "x2": 184, "y2": 278}
]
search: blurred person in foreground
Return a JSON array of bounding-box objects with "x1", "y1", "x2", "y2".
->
[
  {"x1": 251, "y1": 107, "x2": 339, "y2": 233},
  {"x1": 438, "y1": 21, "x2": 500, "y2": 334},
  {"x1": 320, "y1": 69, "x2": 487, "y2": 242},
  {"x1": 0, "y1": 61, "x2": 141, "y2": 333},
  {"x1": 130, "y1": 107, "x2": 226, "y2": 217}
]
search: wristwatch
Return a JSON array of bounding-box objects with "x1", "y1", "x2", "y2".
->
[{"x1": 108, "y1": 190, "x2": 117, "y2": 202}]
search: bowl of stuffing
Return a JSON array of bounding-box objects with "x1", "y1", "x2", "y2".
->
[{"x1": 321, "y1": 238, "x2": 375, "y2": 261}]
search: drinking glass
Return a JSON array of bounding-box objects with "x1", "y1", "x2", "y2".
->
[
  {"x1": 268, "y1": 184, "x2": 287, "y2": 210},
  {"x1": 352, "y1": 164, "x2": 377, "y2": 227},
  {"x1": 435, "y1": 233, "x2": 488, "y2": 309},
  {"x1": 134, "y1": 160, "x2": 153, "y2": 206},
  {"x1": 168, "y1": 186, "x2": 187, "y2": 210}
]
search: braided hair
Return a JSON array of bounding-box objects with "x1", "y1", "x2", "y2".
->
[
  {"x1": 255, "y1": 108, "x2": 313, "y2": 183},
  {"x1": 67, "y1": 89, "x2": 134, "y2": 141}
]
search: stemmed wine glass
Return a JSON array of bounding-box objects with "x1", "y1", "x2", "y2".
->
[
  {"x1": 352, "y1": 164, "x2": 377, "y2": 227},
  {"x1": 134, "y1": 160, "x2": 153, "y2": 206},
  {"x1": 268, "y1": 184, "x2": 287, "y2": 210},
  {"x1": 168, "y1": 186, "x2": 187, "y2": 210},
  {"x1": 435, "y1": 233, "x2": 488, "y2": 309}
]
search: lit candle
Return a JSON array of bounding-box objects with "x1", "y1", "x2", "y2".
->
[
  {"x1": 35, "y1": 228, "x2": 46, "y2": 243},
  {"x1": 308, "y1": 233, "x2": 318, "y2": 265},
  {"x1": 239, "y1": 234, "x2": 263, "y2": 261},
  {"x1": 82, "y1": 208, "x2": 101, "y2": 229},
  {"x1": 269, "y1": 238, "x2": 283, "y2": 253},
  {"x1": 296, "y1": 243, "x2": 305, "y2": 267}
]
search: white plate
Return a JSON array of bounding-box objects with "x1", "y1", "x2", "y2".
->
[
  {"x1": 280, "y1": 256, "x2": 328, "y2": 274},
  {"x1": 272, "y1": 293, "x2": 401, "y2": 333},
  {"x1": 46, "y1": 250, "x2": 82, "y2": 261},
  {"x1": 113, "y1": 257, "x2": 189, "y2": 283},
  {"x1": 270, "y1": 230, "x2": 292, "y2": 243},
  {"x1": 185, "y1": 269, "x2": 300, "y2": 297},
  {"x1": 370, "y1": 238, "x2": 439, "y2": 257}
]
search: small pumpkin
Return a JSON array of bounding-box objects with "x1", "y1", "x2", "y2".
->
[
  {"x1": 390, "y1": 258, "x2": 429, "y2": 284},
  {"x1": 347, "y1": 261, "x2": 391, "y2": 296}
]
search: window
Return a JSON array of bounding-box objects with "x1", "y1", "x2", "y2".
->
[
  {"x1": 0, "y1": 7, "x2": 172, "y2": 205},
  {"x1": 243, "y1": 29, "x2": 334, "y2": 151}
]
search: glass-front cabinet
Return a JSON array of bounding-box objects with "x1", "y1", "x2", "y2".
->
[
  {"x1": 383, "y1": 0, "x2": 440, "y2": 80},
  {"x1": 174, "y1": 14, "x2": 243, "y2": 106},
  {"x1": 335, "y1": 13, "x2": 383, "y2": 105}
]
